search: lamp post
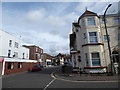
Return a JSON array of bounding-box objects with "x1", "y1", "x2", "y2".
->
[{"x1": 103, "y1": 4, "x2": 114, "y2": 75}]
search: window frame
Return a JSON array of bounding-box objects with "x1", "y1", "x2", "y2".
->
[
  {"x1": 18, "y1": 62, "x2": 23, "y2": 69},
  {"x1": 87, "y1": 17, "x2": 96, "y2": 26},
  {"x1": 9, "y1": 40, "x2": 12, "y2": 47},
  {"x1": 89, "y1": 32, "x2": 98, "y2": 43},
  {"x1": 91, "y1": 52, "x2": 101, "y2": 66},
  {"x1": 104, "y1": 35, "x2": 110, "y2": 42},
  {"x1": 14, "y1": 52, "x2": 18, "y2": 58},
  {"x1": 14, "y1": 42, "x2": 19, "y2": 48},
  {"x1": 8, "y1": 62, "x2": 14, "y2": 69},
  {"x1": 8, "y1": 50, "x2": 11, "y2": 58}
]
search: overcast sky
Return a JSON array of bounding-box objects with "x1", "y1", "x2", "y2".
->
[{"x1": 1, "y1": 1, "x2": 118, "y2": 55}]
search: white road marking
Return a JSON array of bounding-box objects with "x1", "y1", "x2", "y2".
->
[{"x1": 43, "y1": 78, "x2": 56, "y2": 90}]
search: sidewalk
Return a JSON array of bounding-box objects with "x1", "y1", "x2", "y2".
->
[{"x1": 54, "y1": 70, "x2": 119, "y2": 81}]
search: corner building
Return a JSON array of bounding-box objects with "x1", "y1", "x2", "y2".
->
[{"x1": 70, "y1": 10, "x2": 119, "y2": 74}]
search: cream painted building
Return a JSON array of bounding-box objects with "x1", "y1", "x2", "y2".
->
[{"x1": 70, "y1": 10, "x2": 119, "y2": 74}]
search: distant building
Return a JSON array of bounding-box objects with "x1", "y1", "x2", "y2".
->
[
  {"x1": 55, "y1": 53, "x2": 71, "y2": 65},
  {"x1": 70, "y1": 10, "x2": 119, "y2": 74},
  {"x1": 23, "y1": 45, "x2": 44, "y2": 64},
  {"x1": 43, "y1": 53, "x2": 54, "y2": 67},
  {"x1": 0, "y1": 29, "x2": 37, "y2": 75}
]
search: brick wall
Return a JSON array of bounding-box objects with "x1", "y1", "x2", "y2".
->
[{"x1": 4, "y1": 62, "x2": 37, "y2": 75}]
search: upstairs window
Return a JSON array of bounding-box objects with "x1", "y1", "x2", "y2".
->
[
  {"x1": 9, "y1": 40, "x2": 12, "y2": 47},
  {"x1": 15, "y1": 42, "x2": 19, "y2": 48},
  {"x1": 14, "y1": 52, "x2": 18, "y2": 57},
  {"x1": 104, "y1": 35, "x2": 110, "y2": 42},
  {"x1": 81, "y1": 19, "x2": 85, "y2": 27},
  {"x1": 89, "y1": 32, "x2": 98, "y2": 43},
  {"x1": 8, "y1": 50, "x2": 11, "y2": 58},
  {"x1": 114, "y1": 17, "x2": 119, "y2": 24},
  {"x1": 36, "y1": 47, "x2": 38, "y2": 52},
  {"x1": 23, "y1": 53, "x2": 25, "y2": 59},
  {"x1": 87, "y1": 17, "x2": 96, "y2": 25},
  {"x1": 83, "y1": 33, "x2": 87, "y2": 44}
]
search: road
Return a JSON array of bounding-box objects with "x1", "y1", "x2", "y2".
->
[{"x1": 2, "y1": 66, "x2": 119, "y2": 89}]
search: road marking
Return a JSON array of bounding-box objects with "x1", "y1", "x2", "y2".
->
[
  {"x1": 43, "y1": 78, "x2": 56, "y2": 90},
  {"x1": 51, "y1": 72, "x2": 57, "y2": 79}
]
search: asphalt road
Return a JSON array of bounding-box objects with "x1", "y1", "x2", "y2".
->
[{"x1": 2, "y1": 66, "x2": 119, "y2": 89}]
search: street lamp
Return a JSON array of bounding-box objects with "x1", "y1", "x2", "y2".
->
[{"x1": 103, "y1": 4, "x2": 114, "y2": 75}]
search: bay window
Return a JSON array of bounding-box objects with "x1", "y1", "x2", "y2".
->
[
  {"x1": 87, "y1": 17, "x2": 96, "y2": 25},
  {"x1": 89, "y1": 32, "x2": 98, "y2": 43},
  {"x1": 91, "y1": 52, "x2": 101, "y2": 66}
]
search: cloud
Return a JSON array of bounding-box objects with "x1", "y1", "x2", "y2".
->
[
  {"x1": 25, "y1": 8, "x2": 46, "y2": 22},
  {"x1": 2, "y1": 2, "x2": 117, "y2": 56}
]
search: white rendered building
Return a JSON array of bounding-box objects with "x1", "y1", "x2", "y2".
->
[{"x1": 0, "y1": 29, "x2": 29, "y2": 59}]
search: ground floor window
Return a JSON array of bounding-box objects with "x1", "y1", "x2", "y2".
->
[
  {"x1": 18, "y1": 62, "x2": 23, "y2": 68},
  {"x1": 73, "y1": 55, "x2": 76, "y2": 67},
  {"x1": 91, "y1": 52, "x2": 101, "y2": 66},
  {"x1": 47, "y1": 62, "x2": 51, "y2": 65},
  {"x1": 85, "y1": 53, "x2": 89, "y2": 67},
  {"x1": 8, "y1": 62, "x2": 14, "y2": 69}
]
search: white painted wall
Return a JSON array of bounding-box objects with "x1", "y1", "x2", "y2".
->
[{"x1": 0, "y1": 30, "x2": 29, "y2": 59}]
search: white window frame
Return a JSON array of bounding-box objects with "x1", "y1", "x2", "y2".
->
[
  {"x1": 87, "y1": 17, "x2": 96, "y2": 26},
  {"x1": 91, "y1": 52, "x2": 101, "y2": 66},
  {"x1": 15, "y1": 42, "x2": 19, "y2": 48},
  {"x1": 89, "y1": 32, "x2": 98, "y2": 43},
  {"x1": 9, "y1": 40, "x2": 12, "y2": 47}
]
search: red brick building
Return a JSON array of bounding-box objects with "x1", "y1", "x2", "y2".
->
[
  {"x1": 23, "y1": 45, "x2": 44, "y2": 64},
  {"x1": 0, "y1": 58, "x2": 37, "y2": 75}
]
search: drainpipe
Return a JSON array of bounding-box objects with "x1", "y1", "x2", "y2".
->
[{"x1": 2, "y1": 60, "x2": 5, "y2": 75}]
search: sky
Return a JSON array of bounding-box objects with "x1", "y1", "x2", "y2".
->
[{"x1": 1, "y1": 1, "x2": 119, "y2": 56}]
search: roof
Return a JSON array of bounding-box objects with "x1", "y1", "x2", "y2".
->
[
  {"x1": 99, "y1": 14, "x2": 119, "y2": 17},
  {"x1": 73, "y1": 22, "x2": 80, "y2": 27},
  {"x1": 78, "y1": 10, "x2": 98, "y2": 22}
]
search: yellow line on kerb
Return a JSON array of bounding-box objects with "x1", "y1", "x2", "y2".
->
[{"x1": 51, "y1": 72, "x2": 118, "y2": 83}]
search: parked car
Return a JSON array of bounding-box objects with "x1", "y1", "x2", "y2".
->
[
  {"x1": 31, "y1": 65, "x2": 42, "y2": 72},
  {"x1": 38, "y1": 65, "x2": 44, "y2": 68}
]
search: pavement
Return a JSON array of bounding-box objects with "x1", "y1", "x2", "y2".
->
[{"x1": 53, "y1": 69, "x2": 119, "y2": 82}]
